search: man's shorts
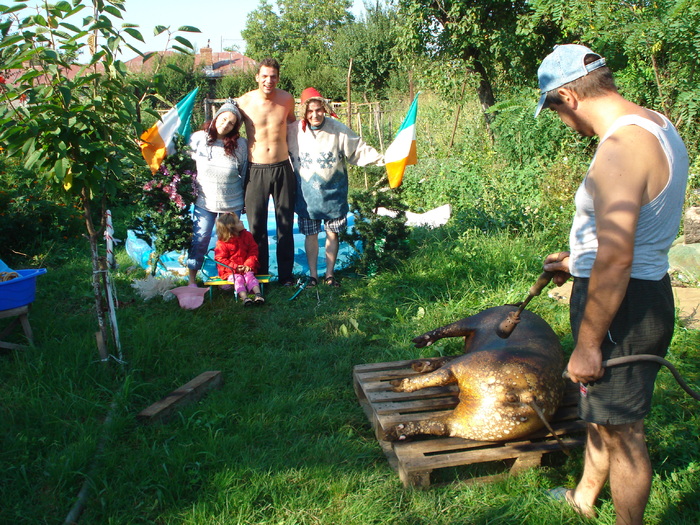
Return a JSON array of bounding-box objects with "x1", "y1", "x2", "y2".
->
[
  {"x1": 298, "y1": 216, "x2": 347, "y2": 236},
  {"x1": 570, "y1": 274, "x2": 674, "y2": 425}
]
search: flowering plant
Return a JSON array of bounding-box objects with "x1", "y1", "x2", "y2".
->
[{"x1": 131, "y1": 134, "x2": 197, "y2": 274}]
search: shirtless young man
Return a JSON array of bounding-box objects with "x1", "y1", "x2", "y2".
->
[
  {"x1": 537, "y1": 44, "x2": 689, "y2": 525},
  {"x1": 237, "y1": 58, "x2": 297, "y2": 285}
]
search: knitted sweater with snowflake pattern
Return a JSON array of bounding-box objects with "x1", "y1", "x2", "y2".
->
[{"x1": 287, "y1": 117, "x2": 384, "y2": 220}]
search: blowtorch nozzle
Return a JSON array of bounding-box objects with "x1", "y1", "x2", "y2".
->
[
  {"x1": 495, "y1": 271, "x2": 555, "y2": 339},
  {"x1": 496, "y1": 311, "x2": 520, "y2": 339}
]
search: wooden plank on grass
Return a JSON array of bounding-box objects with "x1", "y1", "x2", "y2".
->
[{"x1": 137, "y1": 371, "x2": 223, "y2": 424}]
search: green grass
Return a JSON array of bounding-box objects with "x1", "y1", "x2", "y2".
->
[{"x1": 1, "y1": 218, "x2": 699, "y2": 524}]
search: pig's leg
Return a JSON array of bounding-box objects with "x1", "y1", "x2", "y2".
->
[
  {"x1": 412, "y1": 318, "x2": 478, "y2": 349},
  {"x1": 390, "y1": 366, "x2": 456, "y2": 392},
  {"x1": 385, "y1": 416, "x2": 451, "y2": 441},
  {"x1": 411, "y1": 356, "x2": 451, "y2": 373}
]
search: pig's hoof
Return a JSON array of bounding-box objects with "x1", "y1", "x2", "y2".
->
[
  {"x1": 412, "y1": 334, "x2": 433, "y2": 348},
  {"x1": 386, "y1": 423, "x2": 406, "y2": 441},
  {"x1": 412, "y1": 360, "x2": 430, "y2": 373},
  {"x1": 390, "y1": 378, "x2": 407, "y2": 392}
]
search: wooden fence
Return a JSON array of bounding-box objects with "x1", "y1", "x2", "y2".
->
[{"x1": 202, "y1": 98, "x2": 407, "y2": 149}]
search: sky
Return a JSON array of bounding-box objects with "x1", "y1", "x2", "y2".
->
[{"x1": 114, "y1": 0, "x2": 369, "y2": 60}]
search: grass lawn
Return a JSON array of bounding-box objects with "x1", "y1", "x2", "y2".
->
[{"x1": 1, "y1": 220, "x2": 699, "y2": 524}]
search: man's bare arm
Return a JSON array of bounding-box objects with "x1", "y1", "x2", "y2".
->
[{"x1": 283, "y1": 91, "x2": 296, "y2": 123}]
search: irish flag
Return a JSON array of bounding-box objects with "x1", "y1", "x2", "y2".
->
[
  {"x1": 385, "y1": 94, "x2": 419, "y2": 188},
  {"x1": 140, "y1": 88, "x2": 198, "y2": 173}
]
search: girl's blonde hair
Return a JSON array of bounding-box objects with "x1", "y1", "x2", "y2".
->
[{"x1": 215, "y1": 212, "x2": 241, "y2": 242}]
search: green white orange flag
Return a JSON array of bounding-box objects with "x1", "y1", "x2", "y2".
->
[
  {"x1": 140, "y1": 88, "x2": 198, "y2": 173},
  {"x1": 384, "y1": 93, "x2": 419, "y2": 188}
]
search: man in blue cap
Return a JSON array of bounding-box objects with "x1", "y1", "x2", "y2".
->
[{"x1": 538, "y1": 44, "x2": 689, "y2": 524}]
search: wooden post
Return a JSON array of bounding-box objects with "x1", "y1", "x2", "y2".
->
[
  {"x1": 346, "y1": 58, "x2": 353, "y2": 129},
  {"x1": 363, "y1": 94, "x2": 372, "y2": 136},
  {"x1": 374, "y1": 102, "x2": 384, "y2": 151},
  {"x1": 449, "y1": 78, "x2": 469, "y2": 150}
]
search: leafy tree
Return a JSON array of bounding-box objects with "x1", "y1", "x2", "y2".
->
[
  {"x1": 283, "y1": 43, "x2": 346, "y2": 100},
  {"x1": 394, "y1": 0, "x2": 560, "y2": 127},
  {"x1": 215, "y1": 71, "x2": 257, "y2": 103},
  {"x1": 242, "y1": 0, "x2": 354, "y2": 61},
  {"x1": 331, "y1": 3, "x2": 400, "y2": 99},
  {"x1": 0, "y1": 0, "x2": 198, "y2": 358},
  {"x1": 241, "y1": 0, "x2": 284, "y2": 59},
  {"x1": 524, "y1": 0, "x2": 700, "y2": 151}
]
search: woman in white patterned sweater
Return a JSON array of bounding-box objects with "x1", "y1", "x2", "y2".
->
[{"x1": 186, "y1": 99, "x2": 248, "y2": 286}]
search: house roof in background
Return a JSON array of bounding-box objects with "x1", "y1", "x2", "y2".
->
[
  {"x1": 1, "y1": 48, "x2": 256, "y2": 85},
  {"x1": 124, "y1": 48, "x2": 256, "y2": 77}
]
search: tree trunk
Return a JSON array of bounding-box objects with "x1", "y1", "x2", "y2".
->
[
  {"x1": 469, "y1": 59, "x2": 495, "y2": 143},
  {"x1": 82, "y1": 188, "x2": 110, "y2": 362}
]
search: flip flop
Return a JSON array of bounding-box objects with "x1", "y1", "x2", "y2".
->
[
  {"x1": 546, "y1": 487, "x2": 570, "y2": 502},
  {"x1": 545, "y1": 487, "x2": 596, "y2": 519}
]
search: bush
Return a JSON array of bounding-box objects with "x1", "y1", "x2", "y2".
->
[
  {"x1": 0, "y1": 156, "x2": 83, "y2": 267},
  {"x1": 489, "y1": 88, "x2": 596, "y2": 166},
  {"x1": 397, "y1": 155, "x2": 580, "y2": 244},
  {"x1": 215, "y1": 71, "x2": 257, "y2": 101},
  {"x1": 129, "y1": 136, "x2": 197, "y2": 274},
  {"x1": 342, "y1": 188, "x2": 411, "y2": 275}
]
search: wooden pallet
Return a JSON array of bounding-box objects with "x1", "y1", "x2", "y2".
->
[{"x1": 354, "y1": 357, "x2": 587, "y2": 487}]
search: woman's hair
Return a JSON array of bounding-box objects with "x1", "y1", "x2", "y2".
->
[
  {"x1": 545, "y1": 53, "x2": 617, "y2": 107},
  {"x1": 202, "y1": 112, "x2": 242, "y2": 157},
  {"x1": 215, "y1": 212, "x2": 241, "y2": 242}
]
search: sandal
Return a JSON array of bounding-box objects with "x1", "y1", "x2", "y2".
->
[
  {"x1": 306, "y1": 276, "x2": 318, "y2": 287},
  {"x1": 280, "y1": 278, "x2": 295, "y2": 287},
  {"x1": 324, "y1": 275, "x2": 340, "y2": 287},
  {"x1": 243, "y1": 297, "x2": 254, "y2": 307},
  {"x1": 254, "y1": 293, "x2": 265, "y2": 305},
  {"x1": 545, "y1": 487, "x2": 596, "y2": 519}
]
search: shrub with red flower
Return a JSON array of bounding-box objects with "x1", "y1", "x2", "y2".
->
[{"x1": 131, "y1": 134, "x2": 197, "y2": 273}]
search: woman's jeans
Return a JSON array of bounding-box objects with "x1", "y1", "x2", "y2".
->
[{"x1": 186, "y1": 206, "x2": 241, "y2": 271}]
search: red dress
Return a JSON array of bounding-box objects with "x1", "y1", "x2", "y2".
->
[{"x1": 214, "y1": 229, "x2": 260, "y2": 279}]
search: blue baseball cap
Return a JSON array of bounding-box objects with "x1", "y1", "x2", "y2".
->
[{"x1": 534, "y1": 44, "x2": 606, "y2": 117}]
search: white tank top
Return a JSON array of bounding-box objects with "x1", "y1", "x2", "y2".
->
[{"x1": 569, "y1": 112, "x2": 689, "y2": 280}]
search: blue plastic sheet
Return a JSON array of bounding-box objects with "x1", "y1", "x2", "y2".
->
[{"x1": 126, "y1": 203, "x2": 358, "y2": 280}]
